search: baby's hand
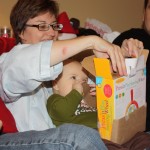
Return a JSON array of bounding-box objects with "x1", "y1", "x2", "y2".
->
[
  {"x1": 89, "y1": 83, "x2": 96, "y2": 96},
  {"x1": 72, "y1": 81, "x2": 83, "y2": 95}
]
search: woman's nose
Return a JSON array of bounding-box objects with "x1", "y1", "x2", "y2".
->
[{"x1": 47, "y1": 30, "x2": 58, "y2": 40}]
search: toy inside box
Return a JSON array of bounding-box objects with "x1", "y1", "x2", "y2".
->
[{"x1": 81, "y1": 50, "x2": 149, "y2": 145}]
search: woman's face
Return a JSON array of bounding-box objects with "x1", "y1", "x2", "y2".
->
[
  {"x1": 19, "y1": 12, "x2": 58, "y2": 44},
  {"x1": 144, "y1": 0, "x2": 150, "y2": 34}
]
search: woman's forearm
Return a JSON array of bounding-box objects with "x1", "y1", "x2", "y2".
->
[
  {"x1": 50, "y1": 36, "x2": 101, "y2": 66},
  {"x1": 50, "y1": 36, "x2": 143, "y2": 76}
]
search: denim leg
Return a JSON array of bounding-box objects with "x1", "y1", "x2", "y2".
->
[{"x1": 0, "y1": 123, "x2": 107, "y2": 150}]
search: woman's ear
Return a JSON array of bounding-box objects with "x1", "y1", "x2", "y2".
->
[
  {"x1": 19, "y1": 31, "x2": 26, "y2": 43},
  {"x1": 19, "y1": 32, "x2": 23, "y2": 40}
]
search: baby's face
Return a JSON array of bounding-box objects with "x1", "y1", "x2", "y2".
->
[{"x1": 56, "y1": 61, "x2": 88, "y2": 96}]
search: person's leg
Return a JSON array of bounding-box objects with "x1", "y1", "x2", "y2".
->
[
  {"x1": 0, "y1": 123, "x2": 107, "y2": 150},
  {"x1": 123, "y1": 132, "x2": 150, "y2": 150}
]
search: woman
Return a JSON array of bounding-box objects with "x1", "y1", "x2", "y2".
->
[{"x1": 0, "y1": 0, "x2": 143, "y2": 149}]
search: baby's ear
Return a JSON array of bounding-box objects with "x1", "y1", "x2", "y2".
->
[{"x1": 52, "y1": 80, "x2": 59, "y2": 91}]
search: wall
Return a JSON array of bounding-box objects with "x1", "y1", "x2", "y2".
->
[
  {"x1": 0, "y1": 0, "x2": 16, "y2": 28},
  {"x1": 0, "y1": 0, "x2": 143, "y2": 32}
]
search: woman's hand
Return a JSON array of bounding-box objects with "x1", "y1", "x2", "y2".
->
[
  {"x1": 121, "y1": 38, "x2": 143, "y2": 58},
  {"x1": 92, "y1": 37, "x2": 143, "y2": 76},
  {"x1": 92, "y1": 36, "x2": 127, "y2": 76}
]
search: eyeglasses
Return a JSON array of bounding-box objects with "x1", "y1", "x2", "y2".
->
[{"x1": 25, "y1": 22, "x2": 63, "y2": 31}]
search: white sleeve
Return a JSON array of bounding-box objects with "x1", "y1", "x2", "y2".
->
[{"x1": 1, "y1": 41, "x2": 63, "y2": 101}]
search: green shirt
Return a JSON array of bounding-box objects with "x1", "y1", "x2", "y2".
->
[{"x1": 47, "y1": 89, "x2": 97, "y2": 129}]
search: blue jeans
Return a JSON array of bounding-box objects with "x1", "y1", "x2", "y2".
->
[{"x1": 0, "y1": 123, "x2": 107, "y2": 150}]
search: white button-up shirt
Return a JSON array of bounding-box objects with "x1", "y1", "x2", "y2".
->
[{"x1": 0, "y1": 40, "x2": 63, "y2": 131}]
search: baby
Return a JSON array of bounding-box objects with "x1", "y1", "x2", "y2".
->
[{"x1": 47, "y1": 59, "x2": 97, "y2": 129}]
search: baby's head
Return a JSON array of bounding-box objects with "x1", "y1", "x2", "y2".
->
[{"x1": 52, "y1": 59, "x2": 88, "y2": 96}]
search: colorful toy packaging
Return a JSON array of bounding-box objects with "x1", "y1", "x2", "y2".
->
[{"x1": 82, "y1": 50, "x2": 148, "y2": 144}]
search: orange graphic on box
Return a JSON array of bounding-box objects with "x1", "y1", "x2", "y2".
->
[{"x1": 126, "y1": 89, "x2": 138, "y2": 115}]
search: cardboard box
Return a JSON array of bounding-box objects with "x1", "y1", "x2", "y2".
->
[{"x1": 81, "y1": 50, "x2": 148, "y2": 144}]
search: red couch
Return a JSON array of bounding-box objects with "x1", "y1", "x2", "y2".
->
[
  {"x1": 0, "y1": 37, "x2": 18, "y2": 133},
  {"x1": 0, "y1": 37, "x2": 16, "y2": 55}
]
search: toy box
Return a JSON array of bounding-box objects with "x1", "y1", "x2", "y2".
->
[{"x1": 81, "y1": 50, "x2": 148, "y2": 144}]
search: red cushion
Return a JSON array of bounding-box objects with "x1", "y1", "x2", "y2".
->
[
  {"x1": 0, "y1": 37, "x2": 17, "y2": 133},
  {"x1": 0, "y1": 37, "x2": 7, "y2": 55},
  {"x1": 0, "y1": 98, "x2": 18, "y2": 133},
  {"x1": 0, "y1": 37, "x2": 16, "y2": 55},
  {"x1": 57, "y1": 11, "x2": 76, "y2": 34}
]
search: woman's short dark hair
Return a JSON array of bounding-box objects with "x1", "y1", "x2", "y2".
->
[
  {"x1": 144, "y1": 0, "x2": 148, "y2": 9},
  {"x1": 10, "y1": 0, "x2": 59, "y2": 43}
]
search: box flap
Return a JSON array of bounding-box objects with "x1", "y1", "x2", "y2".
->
[
  {"x1": 125, "y1": 55, "x2": 144, "y2": 76},
  {"x1": 125, "y1": 49, "x2": 149, "y2": 76},
  {"x1": 81, "y1": 55, "x2": 96, "y2": 77},
  {"x1": 81, "y1": 55, "x2": 113, "y2": 79},
  {"x1": 94, "y1": 58, "x2": 113, "y2": 79},
  {"x1": 141, "y1": 49, "x2": 149, "y2": 63}
]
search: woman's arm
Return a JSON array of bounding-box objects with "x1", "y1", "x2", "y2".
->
[
  {"x1": 51, "y1": 36, "x2": 118, "y2": 65},
  {"x1": 50, "y1": 36, "x2": 143, "y2": 76}
]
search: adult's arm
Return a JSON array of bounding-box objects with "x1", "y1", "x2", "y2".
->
[
  {"x1": 51, "y1": 35, "x2": 143, "y2": 75},
  {"x1": 1, "y1": 41, "x2": 62, "y2": 102}
]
